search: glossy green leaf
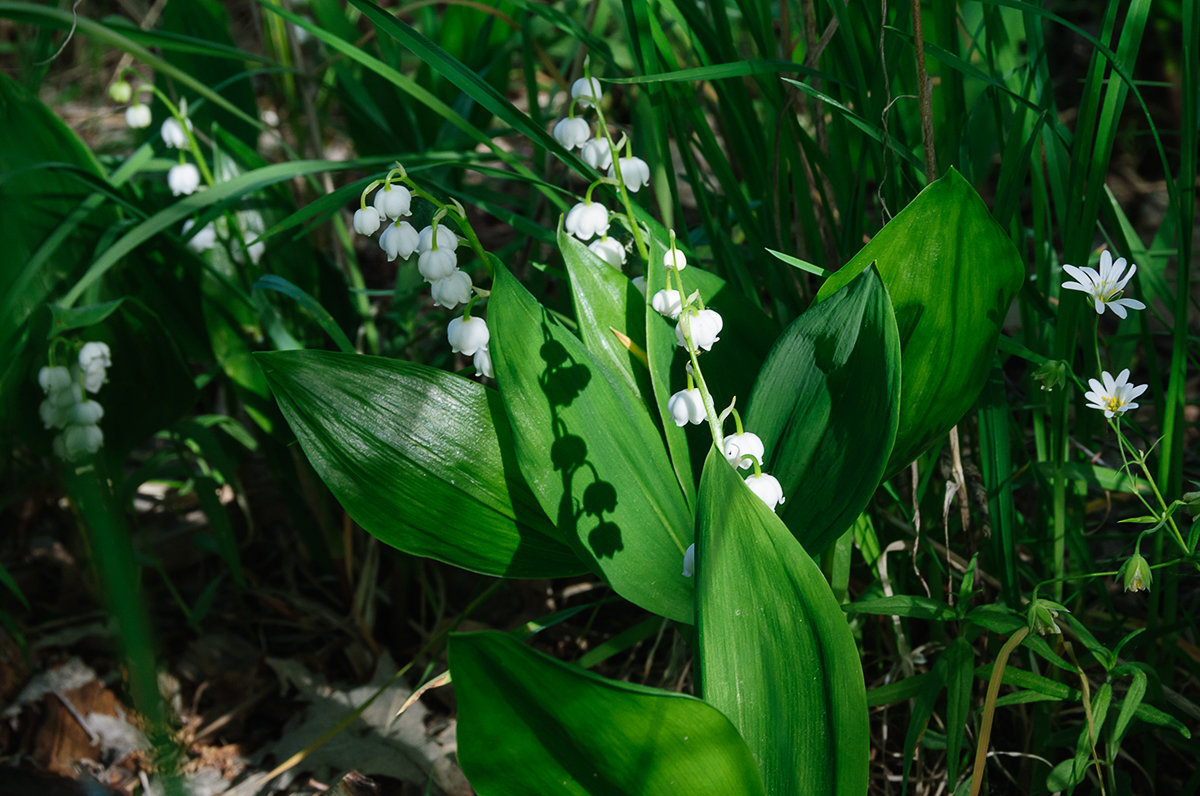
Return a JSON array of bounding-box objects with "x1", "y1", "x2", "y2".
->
[
  {"x1": 696, "y1": 450, "x2": 869, "y2": 796},
  {"x1": 560, "y1": 228, "x2": 650, "y2": 404},
  {"x1": 258, "y1": 350, "x2": 584, "y2": 579},
  {"x1": 489, "y1": 266, "x2": 693, "y2": 622},
  {"x1": 843, "y1": 595, "x2": 956, "y2": 622},
  {"x1": 745, "y1": 267, "x2": 900, "y2": 554},
  {"x1": 816, "y1": 168, "x2": 1024, "y2": 473},
  {"x1": 450, "y1": 631, "x2": 766, "y2": 796}
]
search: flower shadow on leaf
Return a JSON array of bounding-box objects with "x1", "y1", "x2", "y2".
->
[{"x1": 537, "y1": 325, "x2": 622, "y2": 560}]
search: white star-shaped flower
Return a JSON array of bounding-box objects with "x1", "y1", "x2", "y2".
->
[
  {"x1": 1083, "y1": 369, "x2": 1148, "y2": 418},
  {"x1": 1061, "y1": 251, "x2": 1146, "y2": 319}
]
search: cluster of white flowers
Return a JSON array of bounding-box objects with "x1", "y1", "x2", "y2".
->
[
  {"x1": 1060, "y1": 251, "x2": 1148, "y2": 420},
  {"x1": 38, "y1": 343, "x2": 111, "y2": 462},
  {"x1": 651, "y1": 240, "x2": 781, "y2": 578},
  {"x1": 552, "y1": 77, "x2": 651, "y2": 271},
  {"x1": 352, "y1": 169, "x2": 492, "y2": 378}
]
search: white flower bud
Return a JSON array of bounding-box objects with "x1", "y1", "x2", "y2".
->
[
  {"x1": 373, "y1": 184, "x2": 413, "y2": 219},
  {"x1": 667, "y1": 388, "x2": 706, "y2": 427},
  {"x1": 380, "y1": 220, "x2": 419, "y2": 261},
  {"x1": 109, "y1": 81, "x2": 132, "y2": 103},
  {"x1": 418, "y1": 248, "x2": 459, "y2": 282},
  {"x1": 609, "y1": 156, "x2": 650, "y2": 192},
  {"x1": 473, "y1": 347, "x2": 494, "y2": 378},
  {"x1": 682, "y1": 543, "x2": 695, "y2": 578},
  {"x1": 651, "y1": 289, "x2": 683, "y2": 319},
  {"x1": 663, "y1": 248, "x2": 687, "y2": 271},
  {"x1": 168, "y1": 163, "x2": 201, "y2": 196},
  {"x1": 564, "y1": 201, "x2": 609, "y2": 241},
  {"x1": 447, "y1": 316, "x2": 490, "y2": 356},
  {"x1": 676, "y1": 308, "x2": 723, "y2": 352},
  {"x1": 161, "y1": 116, "x2": 192, "y2": 149},
  {"x1": 418, "y1": 224, "x2": 459, "y2": 253},
  {"x1": 588, "y1": 237, "x2": 626, "y2": 269},
  {"x1": 125, "y1": 103, "x2": 152, "y2": 129},
  {"x1": 354, "y1": 207, "x2": 382, "y2": 236},
  {"x1": 552, "y1": 117, "x2": 591, "y2": 150},
  {"x1": 570, "y1": 77, "x2": 603, "y2": 108},
  {"x1": 744, "y1": 472, "x2": 785, "y2": 511},
  {"x1": 430, "y1": 270, "x2": 473, "y2": 309},
  {"x1": 580, "y1": 138, "x2": 613, "y2": 171},
  {"x1": 723, "y1": 432, "x2": 764, "y2": 470}
]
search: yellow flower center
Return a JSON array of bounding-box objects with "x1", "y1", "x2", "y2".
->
[{"x1": 1104, "y1": 396, "x2": 1125, "y2": 414}]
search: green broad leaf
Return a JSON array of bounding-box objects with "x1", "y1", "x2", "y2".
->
[
  {"x1": 816, "y1": 168, "x2": 1024, "y2": 474},
  {"x1": 559, "y1": 228, "x2": 651, "y2": 404},
  {"x1": 257, "y1": 350, "x2": 584, "y2": 579},
  {"x1": 48, "y1": 300, "x2": 125, "y2": 340},
  {"x1": 450, "y1": 631, "x2": 766, "y2": 796},
  {"x1": 696, "y1": 449, "x2": 869, "y2": 796},
  {"x1": 489, "y1": 266, "x2": 694, "y2": 622},
  {"x1": 745, "y1": 266, "x2": 900, "y2": 554}
]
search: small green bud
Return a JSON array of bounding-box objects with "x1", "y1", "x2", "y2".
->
[
  {"x1": 1033, "y1": 360, "x2": 1067, "y2": 392},
  {"x1": 1027, "y1": 598, "x2": 1067, "y2": 636},
  {"x1": 109, "y1": 80, "x2": 132, "y2": 103},
  {"x1": 1119, "y1": 553, "x2": 1153, "y2": 593},
  {"x1": 1181, "y1": 485, "x2": 1200, "y2": 514}
]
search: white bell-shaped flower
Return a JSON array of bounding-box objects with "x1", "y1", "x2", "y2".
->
[
  {"x1": 79, "y1": 342, "x2": 112, "y2": 372},
  {"x1": 564, "y1": 201, "x2": 609, "y2": 241},
  {"x1": 161, "y1": 116, "x2": 192, "y2": 149},
  {"x1": 580, "y1": 138, "x2": 613, "y2": 171},
  {"x1": 651, "y1": 289, "x2": 683, "y2": 319},
  {"x1": 447, "y1": 316, "x2": 490, "y2": 356},
  {"x1": 667, "y1": 387, "x2": 706, "y2": 427},
  {"x1": 373, "y1": 184, "x2": 413, "y2": 219},
  {"x1": 182, "y1": 219, "x2": 217, "y2": 253},
  {"x1": 570, "y1": 77, "x2": 603, "y2": 108},
  {"x1": 125, "y1": 103, "x2": 152, "y2": 129},
  {"x1": 675, "y1": 308, "x2": 723, "y2": 352},
  {"x1": 723, "y1": 432, "x2": 764, "y2": 470},
  {"x1": 168, "y1": 163, "x2": 201, "y2": 196},
  {"x1": 38, "y1": 366, "x2": 72, "y2": 394},
  {"x1": 588, "y1": 237, "x2": 626, "y2": 269},
  {"x1": 68, "y1": 400, "x2": 105, "y2": 426},
  {"x1": 663, "y1": 248, "x2": 687, "y2": 271},
  {"x1": 418, "y1": 224, "x2": 459, "y2": 253},
  {"x1": 61, "y1": 423, "x2": 104, "y2": 461},
  {"x1": 473, "y1": 347, "x2": 494, "y2": 378},
  {"x1": 380, "y1": 220, "x2": 419, "y2": 262},
  {"x1": 744, "y1": 472, "x2": 785, "y2": 511},
  {"x1": 79, "y1": 342, "x2": 112, "y2": 394},
  {"x1": 39, "y1": 399, "x2": 70, "y2": 430},
  {"x1": 353, "y1": 207, "x2": 382, "y2": 236},
  {"x1": 419, "y1": 248, "x2": 458, "y2": 282},
  {"x1": 431, "y1": 270, "x2": 473, "y2": 309},
  {"x1": 609, "y1": 156, "x2": 650, "y2": 192},
  {"x1": 681, "y1": 543, "x2": 695, "y2": 578},
  {"x1": 553, "y1": 117, "x2": 591, "y2": 150}
]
